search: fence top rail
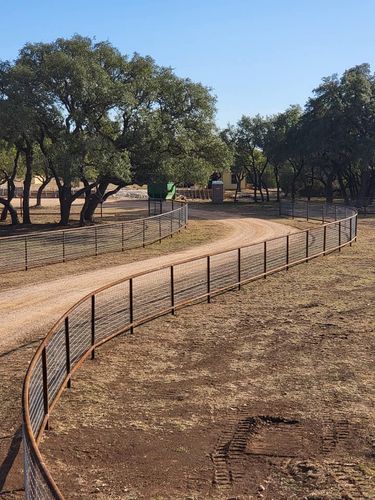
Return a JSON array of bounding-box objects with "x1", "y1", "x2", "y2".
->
[
  {"x1": 0, "y1": 199, "x2": 186, "y2": 242},
  {"x1": 22, "y1": 201, "x2": 357, "y2": 499}
]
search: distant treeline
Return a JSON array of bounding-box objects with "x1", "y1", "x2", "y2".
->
[
  {"x1": 1, "y1": 34, "x2": 374, "y2": 227},
  {"x1": 221, "y1": 63, "x2": 375, "y2": 206}
]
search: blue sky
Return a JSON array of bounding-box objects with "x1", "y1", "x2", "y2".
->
[{"x1": 1, "y1": 0, "x2": 375, "y2": 127}]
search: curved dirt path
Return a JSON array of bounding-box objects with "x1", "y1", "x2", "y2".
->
[{"x1": 0, "y1": 207, "x2": 296, "y2": 353}]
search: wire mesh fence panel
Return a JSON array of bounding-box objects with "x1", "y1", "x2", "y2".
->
[
  {"x1": 0, "y1": 236, "x2": 27, "y2": 271},
  {"x1": 27, "y1": 233, "x2": 64, "y2": 268},
  {"x1": 46, "y1": 324, "x2": 67, "y2": 402},
  {"x1": 0, "y1": 202, "x2": 187, "y2": 273},
  {"x1": 210, "y1": 249, "x2": 239, "y2": 292},
  {"x1": 64, "y1": 228, "x2": 96, "y2": 260},
  {"x1": 240, "y1": 242, "x2": 265, "y2": 280},
  {"x1": 133, "y1": 268, "x2": 171, "y2": 321},
  {"x1": 67, "y1": 301, "x2": 92, "y2": 367},
  {"x1": 96, "y1": 224, "x2": 122, "y2": 254},
  {"x1": 288, "y1": 231, "x2": 308, "y2": 264},
  {"x1": 265, "y1": 236, "x2": 288, "y2": 272},
  {"x1": 23, "y1": 429, "x2": 57, "y2": 500},
  {"x1": 95, "y1": 282, "x2": 130, "y2": 341},
  {"x1": 326, "y1": 223, "x2": 339, "y2": 251},
  {"x1": 308, "y1": 226, "x2": 325, "y2": 256},
  {"x1": 174, "y1": 258, "x2": 208, "y2": 305},
  {"x1": 28, "y1": 357, "x2": 44, "y2": 436}
]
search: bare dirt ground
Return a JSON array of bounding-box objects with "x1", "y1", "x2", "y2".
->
[
  {"x1": 38, "y1": 217, "x2": 375, "y2": 499},
  {"x1": 0, "y1": 198, "x2": 149, "y2": 236},
  {"x1": 0, "y1": 203, "x2": 299, "y2": 498}
]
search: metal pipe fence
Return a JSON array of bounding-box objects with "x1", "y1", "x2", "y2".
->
[
  {"x1": 0, "y1": 200, "x2": 187, "y2": 274},
  {"x1": 22, "y1": 201, "x2": 358, "y2": 499},
  {"x1": 176, "y1": 188, "x2": 212, "y2": 200}
]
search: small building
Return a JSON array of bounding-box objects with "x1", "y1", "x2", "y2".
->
[{"x1": 221, "y1": 171, "x2": 247, "y2": 191}]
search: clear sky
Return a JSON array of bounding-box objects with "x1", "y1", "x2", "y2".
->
[{"x1": 1, "y1": 0, "x2": 375, "y2": 127}]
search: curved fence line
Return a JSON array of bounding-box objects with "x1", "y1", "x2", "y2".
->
[
  {"x1": 22, "y1": 201, "x2": 358, "y2": 499},
  {"x1": 0, "y1": 200, "x2": 188, "y2": 274}
]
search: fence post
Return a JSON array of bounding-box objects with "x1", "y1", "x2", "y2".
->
[
  {"x1": 172, "y1": 199, "x2": 174, "y2": 211},
  {"x1": 159, "y1": 216, "x2": 162, "y2": 243},
  {"x1": 292, "y1": 202, "x2": 295, "y2": 219},
  {"x1": 65, "y1": 317, "x2": 71, "y2": 389},
  {"x1": 24, "y1": 236, "x2": 28, "y2": 271},
  {"x1": 349, "y1": 217, "x2": 352, "y2": 246},
  {"x1": 238, "y1": 248, "x2": 241, "y2": 290},
  {"x1": 95, "y1": 228, "x2": 98, "y2": 256},
  {"x1": 170, "y1": 210, "x2": 173, "y2": 237},
  {"x1": 171, "y1": 266, "x2": 175, "y2": 315},
  {"x1": 286, "y1": 234, "x2": 289, "y2": 270},
  {"x1": 148, "y1": 198, "x2": 151, "y2": 216},
  {"x1": 305, "y1": 230, "x2": 309, "y2": 262},
  {"x1": 178, "y1": 206, "x2": 181, "y2": 232},
  {"x1": 338, "y1": 221, "x2": 341, "y2": 251},
  {"x1": 278, "y1": 202, "x2": 282, "y2": 216},
  {"x1": 322, "y1": 205, "x2": 325, "y2": 224},
  {"x1": 143, "y1": 220, "x2": 146, "y2": 247},
  {"x1": 323, "y1": 225, "x2": 327, "y2": 255},
  {"x1": 42, "y1": 347, "x2": 49, "y2": 430},
  {"x1": 129, "y1": 278, "x2": 134, "y2": 334},
  {"x1": 62, "y1": 231, "x2": 66, "y2": 263},
  {"x1": 306, "y1": 202, "x2": 309, "y2": 221},
  {"x1": 91, "y1": 295, "x2": 96, "y2": 360},
  {"x1": 263, "y1": 241, "x2": 267, "y2": 278},
  {"x1": 207, "y1": 256, "x2": 211, "y2": 303},
  {"x1": 160, "y1": 199, "x2": 162, "y2": 214},
  {"x1": 122, "y1": 223, "x2": 125, "y2": 251},
  {"x1": 334, "y1": 205, "x2": 337, "y2": 221}
]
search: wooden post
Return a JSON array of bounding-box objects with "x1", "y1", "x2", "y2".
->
[
  {"x1": 286, "y1": 234, "x2": 289, "y2": 271},
  {"x1": 122, "y1": 223, "x2": 125, "y2": 252},
  {"x1": 323, "y1": 225, "x2": 327, "y2": 255},
  {"x1": 338, "y1": 221, "x2": 341, "y2": 251}
]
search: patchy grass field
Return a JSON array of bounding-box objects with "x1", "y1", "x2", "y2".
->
[{"x1": 39, "y1": 217, "x2": 375, "y2": 499}]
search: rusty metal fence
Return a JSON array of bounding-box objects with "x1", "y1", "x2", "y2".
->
[
  {"x1": 0, "y1": 200, "x2": 187, "y2": 273},
  {"x1": 22, "y1": 201, "x2": 357, "y2": 499}
]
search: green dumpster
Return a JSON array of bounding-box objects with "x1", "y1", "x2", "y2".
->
[{"x1": 147, "y1": 182, "x2": 176, "y2": 200}]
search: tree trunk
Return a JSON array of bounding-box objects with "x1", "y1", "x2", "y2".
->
[
  {"x1": 36, "y1": 177, "x2": 52, "y2": 207},
  {"x1": 59, "y1": 186, "x2": 73, "y2": 225},
  {"x1": 0, "y1": 197, "x2": 19, "y2": 225},
  {"x1": 80, "y1": 180, "x2": 109, "y2": 224},
  {"x1": 274, "y1": 166, "x2": 280, "y2": 202},
  {"x1": 0, "y1": 179, "x2": 15, "y2": 221},
  {"x1": 22, "y1": 147, "x2": 33, "y2": 224}
]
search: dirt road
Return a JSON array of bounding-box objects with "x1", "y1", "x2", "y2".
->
[{"x1": 0, "y1": 207, "x2": 296, "y2": 353}]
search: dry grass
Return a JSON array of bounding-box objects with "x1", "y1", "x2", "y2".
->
[{"x1": 39, "y1": 217, "x2": 375, "y2": 499}]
